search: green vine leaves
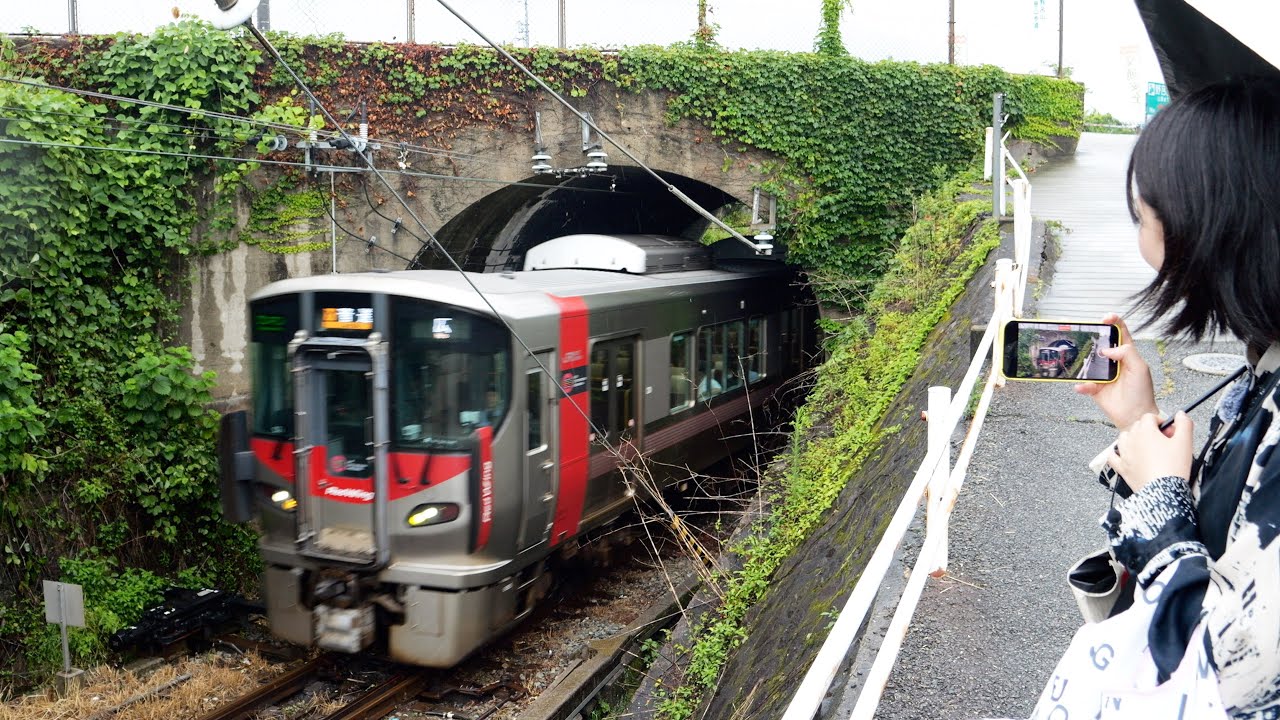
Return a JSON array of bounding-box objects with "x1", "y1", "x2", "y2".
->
[{"x1": 0, "y1": 21, "x2": 263, "y2": 680}]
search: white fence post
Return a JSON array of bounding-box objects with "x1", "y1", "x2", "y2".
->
[
  {"x1": 1010, "y1": 179, "x2": 1031, "y2": 316},
  {"x1": 782, "y1": 159, "x2": 1033, "y2": 720},
  {"x1": 924, "y1": 386, "x2": 952, "y2": 576},
  {"x1": 993, "y1": 259, "x2": 1013, "y2": 389}
]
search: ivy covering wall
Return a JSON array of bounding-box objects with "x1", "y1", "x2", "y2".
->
[
  {"x1": 0, "y1": 24, "x2": 265, "y2": 689},
  {"x1": 0, "y1": 22, "x2": 1081, "y2": 692}
]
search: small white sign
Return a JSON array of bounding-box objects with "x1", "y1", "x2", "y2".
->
[{"x1": 43, "y1": 581, "x2": 85, "y2": 628}]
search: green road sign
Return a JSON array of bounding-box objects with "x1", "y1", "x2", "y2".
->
[{"x1": 1145, "y1": 81, "x2": 1170, "y2": 123}]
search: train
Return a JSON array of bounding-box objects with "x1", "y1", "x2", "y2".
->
[
  {"x1": 218, "y1": 233, "x2": 817, "y2": 666},
  {"x1": 1035, "y1": 339, "x2": 1078, "y2": 378}
]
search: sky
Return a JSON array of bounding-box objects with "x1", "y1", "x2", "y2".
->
[{"x1": 6, "y1": 1, "x2": 1280, "y2": 124}]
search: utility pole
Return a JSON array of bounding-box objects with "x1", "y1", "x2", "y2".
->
[
  {"x1": 521, "y1": 0, "x2": 531, "y2": 46},
  {"x1": 992, "y1": 92, "x2": 1005, "y2": 218},
  {"x1": 1057, "y1": 0, "x2": 1064, "y2": 77},
  {"x1": 67, "y1": 0, "x2": 78, "y2": 34},
  {"x1": 948, "y1": 0, "x2": 956, "y2": 65},
  {"x1": 257, "y1": 0, "x2": 270, "y2": 31},
  {"x1": 557, "y1": 0, "x2": 566, "y2": 48},
  {"x1": 407, "y1": 0, "x2": 416, "y2": 43}
]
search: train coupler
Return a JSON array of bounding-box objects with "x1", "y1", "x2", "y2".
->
[{"x1": 314, "y1": 604, "x2": 374, "y2": 653}]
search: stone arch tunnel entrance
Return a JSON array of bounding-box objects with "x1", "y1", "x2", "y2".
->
[{"x1": 410, "y1": 166, "x2": 747, "y2": 272}]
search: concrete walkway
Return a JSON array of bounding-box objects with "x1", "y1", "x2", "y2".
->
[
  {"x1": 863, "y1": 133, "x2": 1247, "y2": 719},
  {"x1": 1030, "y1": 133, "x2": 1157, "y2": 336}
]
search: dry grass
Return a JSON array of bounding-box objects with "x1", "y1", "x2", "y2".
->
[{"x1": 1, "y1": 652, "x2": 281, "y2": 720}]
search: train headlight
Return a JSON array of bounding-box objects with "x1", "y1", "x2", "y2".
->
[
  {"x1": 406, "y1": 503, "x2": 460, "y2": 527},
  {"x1": 269, "y1": 489, "x2": 297, "y2": 511}
]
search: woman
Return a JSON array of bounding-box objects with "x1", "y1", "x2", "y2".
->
[{"x1": 1072, "y1": 76, "x2": 1280, "y2": 716}]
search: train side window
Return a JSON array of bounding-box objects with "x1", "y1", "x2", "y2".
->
[
  {"x1": 725, "y1": 321, "x2": 744, "y2": 392},
  {"x1": 786, "y1": 308, "x2": 803, "y2": 374},
  {"x1": 525, "y1": 369, "x2": 545, "y2": 453},
  {"x1": 589, "y1": 344, "x2": 610, "y2": 441},
  {"x1": 747, "y1": 317, "x2": 765, "y2": 383},
  {"x1": 613, "y1": 343, "x2": 635, "y2": 440},
  {"x1": 669, "y1": 332, "x2": 694, "y2": 413},
  {"x1": 698, "y1": 325, "x2": 725, "y2": 400},
  {"x1": 250, "y1": 342, "x2": 292, "y2": 436}
]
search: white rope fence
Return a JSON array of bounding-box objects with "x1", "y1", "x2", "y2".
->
[{"x1": 782, "y1": 134, "x2": 1031, "y2": 720}]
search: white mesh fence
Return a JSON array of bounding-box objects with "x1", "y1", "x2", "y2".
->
[
  {"x1": 6, "y1": 0, "x2": 1064, "y2": 70},
  {"x1": 6, "y1": 1, "x2": 1162, "y2": 121}
]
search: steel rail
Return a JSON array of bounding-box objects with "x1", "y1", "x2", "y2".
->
[
  {"x1": 193, "y1": 655, "x2": 331, "y2": 720},
  {"x1": 316, "y1": 671, "x2": 432, "y2": 720}
]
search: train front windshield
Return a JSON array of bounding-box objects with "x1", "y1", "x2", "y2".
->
[
  {"x1": 247, "y1": 295, "x2": 510, "y2": 450},
  {"x1": 391, "y1": 299, "x2": 510, "y2": 451}
]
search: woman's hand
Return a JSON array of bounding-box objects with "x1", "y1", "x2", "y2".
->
[
  {"x1": 1074, "y1": 313, "x2": 1158, "y2": 428},
  {"x1": 1106, "y1": 412, "x2": 1194, "y2": 493}
]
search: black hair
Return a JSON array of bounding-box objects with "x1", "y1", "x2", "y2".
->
[{"x1": 1127, "y1": 76, "x2": 1280, "y2": 344}]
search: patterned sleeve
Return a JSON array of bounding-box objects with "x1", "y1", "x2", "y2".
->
[
  {"x1": 1101, "y1": 475, "x2": 1210, "y2": 684},
  {"x1": 1204, "y1": 423, "x2": 1280, "y2": 716},
  {"x1": 1101, "y1": 419, "x2": 1280, "y2": 715},
  {"x1": 1102, "y1": 475, "x2": 1205, "y2": 586}
]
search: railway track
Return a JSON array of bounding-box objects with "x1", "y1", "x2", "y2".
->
[
  {"x1": 192, "y1": 653, "x2": 524, "y2": 720},
  {"x1": 194, "y1": 655, "x2": 337, "y2": 720},
  {"x1": 312, "y1": 670, "x2": 431, "y2": 720},
  {"x1": 187, "y1": 480, "x2": 734, "y2": 720}
]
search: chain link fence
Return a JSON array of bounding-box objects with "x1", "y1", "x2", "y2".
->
[
  {"x1": 8, "y1": 1, "x2": 1064, "y2": 67},
  {"x1": 5, "y1": 1, "x2": 1156, "y2": 120}
]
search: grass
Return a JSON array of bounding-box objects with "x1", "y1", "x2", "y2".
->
[{"x1": 656, "y1": 170, "x2": 1003, "y2": 717}]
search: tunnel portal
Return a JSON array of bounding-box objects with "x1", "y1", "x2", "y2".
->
[{"x1": 409, "y1": 167, "x2": 744, "y2": 272}]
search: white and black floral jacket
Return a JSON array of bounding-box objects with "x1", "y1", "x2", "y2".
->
[{"x1": 1101, "y1": 342, "x2": 1280, "y2": 719}]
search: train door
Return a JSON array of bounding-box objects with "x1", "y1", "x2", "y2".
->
[
  {"x1": 520, "y1": 352, "x2": 557, "y2": 550},
  {"x1": 589, "y1": 337, "x2": 639, "y2": 447},
  {"x1": 291, "y1": 336, "x2": 390, "y2": 568},
  {"x1": 585, "y1": 336, "x2": 639, "y2": 512}
]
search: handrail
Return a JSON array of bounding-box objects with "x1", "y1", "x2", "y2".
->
[{"x1": 782, "y1": 145, "x2": 1030, "y2": 719}]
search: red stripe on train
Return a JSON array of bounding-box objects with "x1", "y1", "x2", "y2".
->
[
  {"x1": 548, "y1": 294, "x2": 590, "y2": 546},
  {"x1": 259, "y1": 439, "x2": 469, "y2": 504},
  {"x1": 388, "y1": 453, "x2": 470, "y2": 502},
  {"x1": 251, "y1": 437, "x2": 295, "y2": 484}
]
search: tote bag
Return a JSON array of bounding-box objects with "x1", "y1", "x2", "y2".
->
[{"x1": 1029, "y1": 558, "x2": 1228, "y2": 720}]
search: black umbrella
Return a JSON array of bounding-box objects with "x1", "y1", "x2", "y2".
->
[{"x1": 1135, "y1": 0, "x2": 1280, "y2": 98}]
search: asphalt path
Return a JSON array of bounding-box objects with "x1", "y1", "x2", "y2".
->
[
  {"x1": 861, "y1": 133, "x2": 1249, "y2": 718},
  {"x1": 1032, "y1": 133, "x2": 1158, "y2": 335},
  {"x1": 870, "y1": 339, "x2": 1244, "y2": 719}
]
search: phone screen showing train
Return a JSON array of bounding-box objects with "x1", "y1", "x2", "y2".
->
[{"x1": 1001, "y1": 320, "x2": 1120, "y2": 382}]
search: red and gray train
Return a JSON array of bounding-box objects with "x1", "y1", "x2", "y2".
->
[
  {"x1": 1035, "y1": 339, "x2": 1079, "y2": 378},
  {"x1": 219, "y1": 233, "x2": 816, "y2": 667}
]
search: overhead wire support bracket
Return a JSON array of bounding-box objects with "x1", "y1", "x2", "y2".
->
[{"x1": 431, "y1": 0, "x2": 774, "y2": 256}]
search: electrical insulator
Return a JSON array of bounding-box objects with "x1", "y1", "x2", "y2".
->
[
  {"x1": 531, "y1": 152, "x2": 553, "y2": 174},
  {"x1": 585, "y1": 147, "x2": 608, "y2": 173}
]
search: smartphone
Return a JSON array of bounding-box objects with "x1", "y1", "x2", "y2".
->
[{"x1": 1000, "y1": 319, "x2": 1121, "y2": 383}]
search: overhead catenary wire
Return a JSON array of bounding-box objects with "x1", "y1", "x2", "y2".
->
[
  {"x1": 0, "y1": 76, "x2": 316, "y2": 136},
  {"x1": 0, "y1": 135, "x2": 360, "y2": 174},
  {"x1": 235, "y1": 21, "x2": 628, "y2": 455},
  {"x1": 0, "y1": 103, "x2": 308, "y2": 146},
  {"x1": 0, "y1": 111, "x2": 306, "y2": 151},
  {"x1": 0, "y1": 77, "x2": 632, "y2": 194},
  {"x1": 0, "y1": 76, "x2": 511, "y2": 167},
  {"x1": 321, "y1": 197, "x2": 422, "y2": 268},
  {"x1": 0, "y1": 134, "x2": 632, "y2": 196},
  {"x1": 360, "y1": 176, "x2": 436, "y2": 264}
]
